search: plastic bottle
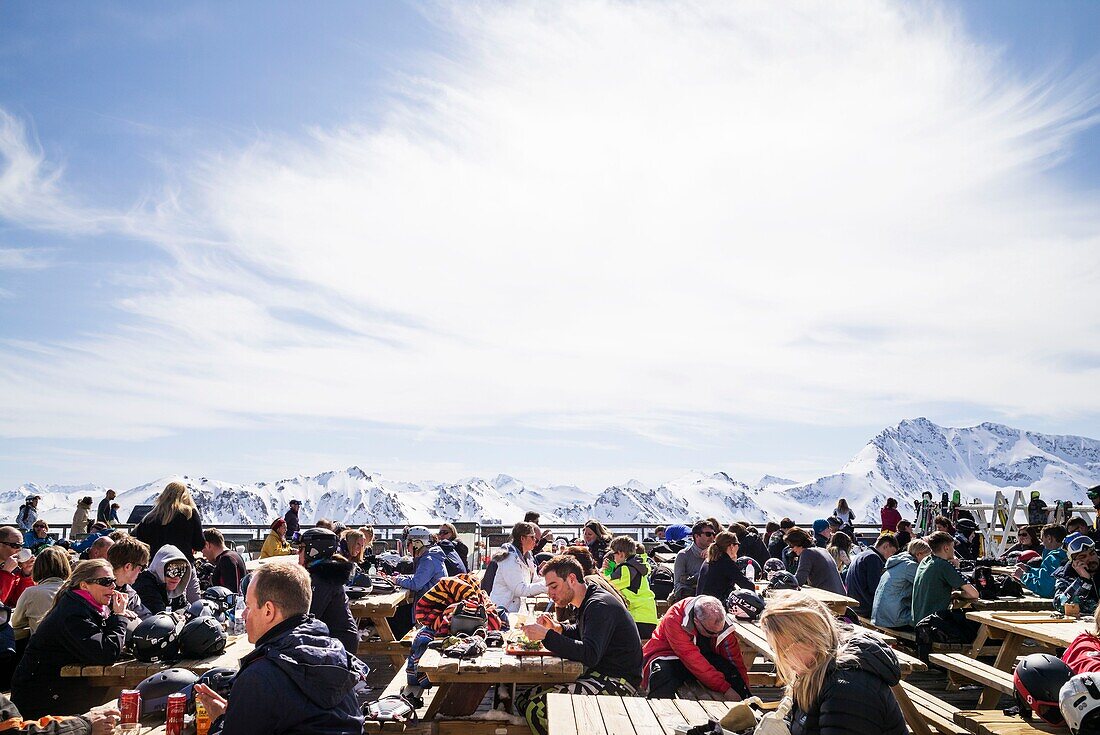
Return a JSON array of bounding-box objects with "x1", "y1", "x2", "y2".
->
[{"x1": 233, "y1": 595, "x2": 246, "y2": 636}]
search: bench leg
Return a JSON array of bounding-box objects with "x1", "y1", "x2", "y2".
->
[
  {"x1": 422, "y1": 682, "x2": 453, "y2": 721},
  {"x1": 966, "y1": 625, "x2": 990, "y2": 659},
  {"x1": 978, "y1": 632, "x2": 1022, "y2": 709},
  {"x1": 893, "y1": 684, "x2": 933, "y2": 735}
]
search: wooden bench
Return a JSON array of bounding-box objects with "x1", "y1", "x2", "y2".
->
[
  {"x1": 858, "y1": 616, "x2": 1000, "y2": 657},
  {"x1": 953, "y1": 709, "x2": 1063, "y2": 735},
  {"x1": 898, "y1": 681, "x2": 968, "y2": 735},
  {"x1": 928, "y1": 653, "x2": 1014, "y2": 696}
]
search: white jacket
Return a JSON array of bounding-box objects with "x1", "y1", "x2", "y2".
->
[
  {"x1": 12, "y1": 576, "x2": 64, "y2": 639},
  {"x1": 488, "y1": 545, "x2": 546, "y2": 613}
]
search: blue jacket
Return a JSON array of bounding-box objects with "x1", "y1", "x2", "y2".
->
[
  {"x1": 1021, "y1": 548, "x2": 1068, "y2": 599},
  {"x1": 396, "y1": 544, "x2": 446, "y2": 596},
  {"x1": 436, "y1": 540, "x2": 467, "y2": 575},
  {"x1": 845, "y1": 549, "x2": 887, "y2": 617},
  {"x1": 213, "y1": 614, "x2": 365, "y2": 735},
  {"x1": 871, "y1": 552, "x2": 919, "y2": 629},
  {"x1": 22, "y1": 531, "x2": 53, "y2": 555}
]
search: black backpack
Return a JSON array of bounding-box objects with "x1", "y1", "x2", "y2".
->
[
  {"x1": 649, "y1": 565, "x2": 674, "y2": 601},
  {"x1": 915, "y1": 610, "x2": 980, "y2": 661}
]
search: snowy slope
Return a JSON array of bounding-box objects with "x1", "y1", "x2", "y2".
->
[{"x1": 6, "y1": 419, "x2": 1100, "y2": 527}]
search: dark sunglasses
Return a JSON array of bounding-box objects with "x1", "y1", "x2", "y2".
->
[
  {"x1": 89, "y1": 577, "x2": 117, "y2": 588},
  {"x1": 698, "y1": 531, "x2": 715, "y2": 538},
  {"x1": 0, "y1": 541, "x2": 23, "y2": 549},
  {"x1": 164, "y1": 565, "x2": 188, "y2": 579}
]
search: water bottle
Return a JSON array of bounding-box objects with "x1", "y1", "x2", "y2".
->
[{"x1": 232, "y1": 595, "x2": 246, "y2": 636}]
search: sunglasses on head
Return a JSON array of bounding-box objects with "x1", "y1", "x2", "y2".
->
[
  {"x1": 89, "y1": 577, "x2": 116, "y2": 588},
  {"x1": 164, "y1": 565, "x2": 188, "y2": 579}
]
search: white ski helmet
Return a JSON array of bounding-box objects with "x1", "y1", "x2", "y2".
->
[{"x1": 1061, "y1": 672, "x2": 1100, "y2": 735}]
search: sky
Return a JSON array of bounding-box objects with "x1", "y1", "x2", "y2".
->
[{"x1": 1, "y1": 1, "x2": 1099, "y2": 493}]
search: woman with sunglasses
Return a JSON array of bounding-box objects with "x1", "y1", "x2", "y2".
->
[
  {"x1": 696, "y1": 532, "x2": 754, "y2": 602},
  {"x1": 22, "y1": 521, "x2": 53, "y2": 556},
  {"x1": 132, "y1": 544, "x2": 196, "y2": 615},
  {"x1": 437, "y1": 523, "x2": 469, "y2": 573},
  {"x1": 1004, "y1": 525, "x2": 1044, "y2": 557},
  {"x1": 11, "y1": 559, "x2": 129, "y2": 718}
]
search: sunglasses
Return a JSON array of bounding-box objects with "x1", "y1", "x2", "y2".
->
[
  {"x1": 698, "y1": 531, "x2": 715, "y2": 538},
  {"x1": 89, "y1": 577, "x2": 117, "y2": 588},
  {"x1": 0, "y1": 541, "x2": 23, "y2": 549},
  {"x1": 164, "y1": 565, "x2": 188, "y2": 579}
]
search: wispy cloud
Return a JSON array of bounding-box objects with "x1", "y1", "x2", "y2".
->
[{"x1": 1, "y1": 0, "x2": 1099, "y2": 447}]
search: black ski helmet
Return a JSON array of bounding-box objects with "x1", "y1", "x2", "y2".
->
[
  {"x1": 1015, "y1": 653, "x2": 1074, "y2": 725},
  {"x1": 767, "y1": 570, "x2": 801, "y2": 592},
  {"x1": 762, "y1": 558, "x2": 786, "y2": 576},
  {"x1": 201, "y1": 586, "x2": 237, "y2": 615},
  {"x1": 131, "y1": 612, "x2": 183, "y2": 663},
  {"x1": 137, "y1": 668, "x2": 198, "y2": 716},
  {"x1": 727, "y1": 590, "x2": 766, "y2": 621},
  {"x1": 300, "y1": 528, "x2": 339, "y2": 562},
  {"x1": 734, "y1": 556, "x2": 760, "y2": 581},
  {"x1": 185, "y1": 599, "x2": 220, "y2": 622},
  {"x1": 179, "y1": 616, "x2": 227, "y2": 659}
]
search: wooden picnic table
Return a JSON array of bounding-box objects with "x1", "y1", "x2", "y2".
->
[
  {"x1": 350, "y1": 589, "x2": 412, "y2": 666},
  {"x1": 60, "y1": 634, "x2": 252, "y2": 689},
  {"x1": 547, "y1": 692, "x2": 735, "y2": 735},
  {"x1": 245, "y1": 554, "x2": 295, "y2": 571},
  {"x1": 964, "y1": 595, "x2": 1054, "y2": 612},
  {"x1": 732, "y1": 619, "x2": 932, "y2": 735},
  {"x1": 965, "y1": 610, "x2": 1092, "y2": 708},
  {"x1": 752, "y1": 583, "x2": 858, "y2": 616},
  {"x1": 954, "y1": 708, "x2": 1062, "y2": 735}
]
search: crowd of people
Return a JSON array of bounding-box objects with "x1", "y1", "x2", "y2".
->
[{"x1": 5, "y1": 484, "x2": 1100, "y2": 735}]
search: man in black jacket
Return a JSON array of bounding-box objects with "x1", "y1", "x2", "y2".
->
[
  {"x1": 95, "y1": 490, "x2": 116, "y2": 525},
  {"x1": 283, "y1": 501, "x2": 301, "y2": 540},
  {"x1": 298, "y1": 528, "x2": 357, "y2": 653},
  {"x1": 518, "y1": 555, "x2": 642, "y2": 735},
  {"x1": 202, "y1": 529, "x2": 247, "y2": 592},
  {"x1": 194, "y1": 562, "x2": 366, "y2": 735}
]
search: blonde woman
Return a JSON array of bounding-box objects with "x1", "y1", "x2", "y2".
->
[
  {"x1": 12, "y1": 547, "x2": 72, "y2": 638},
  {"x1": 759, "y1": 592, "x2": 906, "y2": 735},
  {"x1": 10, "y1": 559, "x2": 129, "y2": 718},
  {"x1": 132, "y1": 481, "x2": 204, "y2": 558}
]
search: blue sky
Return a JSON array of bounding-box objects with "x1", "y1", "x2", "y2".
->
[{"x1": 2, "y1": 1, "x2": 1099, "y2": 492}]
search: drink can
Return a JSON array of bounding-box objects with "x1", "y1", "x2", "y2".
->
[
  {"x1": 119, "y1": 689, "x2": 141, "y2": 724},
  {"x1": 195, "y1": 698, "x2": 211, "y2": 735},
  {"x1": 165, "y1": 692, "x2": 186, "y2": 735}
]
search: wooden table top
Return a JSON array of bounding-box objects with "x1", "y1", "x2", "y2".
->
[
  {"x1": 547, "y1": 693, "x2": 732, "y2": 735},
  {"x1": 417, "y1": 643, "x2": 584, "y2": 684},
  {"x1": 245, "y1": 555, "x2": 296, "y2": 571},
  {"x1": 965, "y1": 610, "x2": 1092, "y2": 648},
  {"x1": 734, "y1": 620, "x2": 925, "y2": 676},
  {"x1": 954, "y1": 709, "x2": 1062, "y2": 735},
  {"x1": 965, "y1": 595, "x2": 1054, "y2": 612},
  {"x1": 349, "y1": 589, "x2": 410, "y2": 617},
  {"x1": 60, "y1": 634, "x2": 252, "y2": 684}
]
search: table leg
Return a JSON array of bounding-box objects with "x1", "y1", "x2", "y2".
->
[
  {"x1": 977, "y1": 632, "x2": 1022, "y2": 709},
  {"x1": 373, "y1": 614, "x2": 408, "y2": 668},
  {"x1": 422, "y1": 682, "x2": 452, "y2": 720},
  {"x1": 967, "y1": 625, "x2": 990, "y2": 658},
  {"x1": 892, "y1": 684, "x2": 932, "y2": 735}
]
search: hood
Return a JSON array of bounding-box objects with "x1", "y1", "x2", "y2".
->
[
  {"x1": 836, "y1": 629, "x2": 901, "y2": 686},
  {"x1": 623, "y1": 555, "x2": 649, "y2": 577},
  {"x1": 308, "y1": 557, "x2": 354, "y2": 585},
  {"x1": 263, "y1": 615, "x2": 360, "y2": 708},
  {"x1": 492, "y1": 542, "x2": 519, "y2": 562},
  {"x1": 884, "y1": 552, "x2": 915, "y2": 571},
  {"x1": 437, "y1": 539, "x2": 457, "y2": 553},
  {"x1": 148, "y1": 544, "x2": 192, "y2": 595}
]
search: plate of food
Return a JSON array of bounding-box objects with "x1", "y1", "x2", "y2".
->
[{"x1": 505, "y1": 633, "x2": 554, "y2": 656}]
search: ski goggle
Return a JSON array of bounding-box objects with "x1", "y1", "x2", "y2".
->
[
  {"x1": 164, "y1": 564, "x2": 188, "y2": 579},
  {"x1": 1066, "y1": 533, "x2": 1096, "y2": 556}
]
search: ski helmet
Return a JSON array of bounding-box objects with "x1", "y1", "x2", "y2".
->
[
  {"x1": 726, "y1": 590, "x2": 766, "y2": 621},
  {"x1": 300, "y1": 528, "x2": 339, "y2": 561},
  {"x1": 762, "y1": 558, "x2": 786, "y2": 575},
  {"x1": 201, "y1": 586, "x2": 237, "y2": 615},
  {"x1": 1015, "y1": 653, "x2": 1074, "y2": 724},
  {"x1": 767, "y1": 571, "x2": 801, "y2": 592},
  {"x1": 406, "y1": 526, "x2": 432, "y2": 547},
  {"x1": 734, "y1": 556, "x2": 760, "y2": 581},
  {"x1": 179, "y1": 616, "x2": 227, "y2": 659},
  {"x1": 1061, "y1": 672, "x2": 1100, "y2": 735},
  {"x1": 136, "y1": 668, "x2": 198, "y2": 716},
  {"x1": 131, "y1": 612, "x2": 183, "y2": 663},
  {"x1": 185, "y1": 599, "x2": 220, "y2": 622}
]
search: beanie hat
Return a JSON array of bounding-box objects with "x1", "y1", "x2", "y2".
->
[{"x1": 812, "y1": 519, "x2": 829, "y2": 534}]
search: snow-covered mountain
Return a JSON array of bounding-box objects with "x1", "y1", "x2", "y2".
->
[{"x1": 7, "y1": 419, "x2": 1100, "y2": 527}]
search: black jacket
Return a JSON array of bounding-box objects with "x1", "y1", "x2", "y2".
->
[
  {"x1": 212, "y1": 614, "x2": 364, "y2": 735},
  {"x1": 740, "y1": 533, "x2": 771, "y2": 568},
  {"x1": 132, "y1": 510, "x2": 204, "y2": 556},
  {"x1": 283, "y1": 508, "x2": 300, "y2": 536},
  {"x1": 587, "y1": 538, "x2": 610, "y2": 567},
  {"x1": 789, "y1": 632, "x2": 906, "y2": 735},
  {"x1": 0, "y1": 692, "x2": 93, "y2": 734},
  {"x1": 11, "y1": 591, "x2": 128, "y2": 718},
  {"x1": 542, "y1": 582, "x2": 643, "y2": 687},
  {"x1": 307, "y1": 558, "x2": 357, "y2": 653},
  {"x1": 95, "y1": 497, "x2": 112, "y2": 524},
  {"x1": 212, "y1": 549, "x2": 248, "y2": 592},
  {"x1": 768, "y1": 535, "x2": 787, "y2": 561},
  {"x1": 697, "y1": 554, "x2": 754, "y2": 601}
]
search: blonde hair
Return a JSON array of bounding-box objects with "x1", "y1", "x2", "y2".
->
[
  {"x1": 907, "y1": 539, "x2": 932, "y2": 557},
  {"x1": 759, "y1": 591, "x2": 857, "y2": 711},
  {"x1": 51, "y1": 559, "x2": 113, "y2": 611},
  {"x1": 343, "y1": 529, "x2": 365, "y2": 562},
  {"x1": 145, "y1": 481, "x2": 197, "y2": 525},
  {"x1": 707, "y1": 531, "x2": 740, "y2": 563}
]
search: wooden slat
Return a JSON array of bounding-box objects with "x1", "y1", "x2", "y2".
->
[
  {"x1": 928, "y1": 653, "x2": 1013, "y2": 694},
  {"x1": 698, "y1": 700, "x2": 731, "y2": 720},
  {"x1": 572, "y1": 694, "x2": 606, "y2": 735},
  {"x1": 647, "y1": 698, "x2": 688, "y2": 734},
  {"x1": 595, "y1": 695, "x2": 637, "y2": 735},
  {"x1": 622, "y1": 696, "x2": 668, "y2": 735},
  {"x1": 672, "y1": 699, "x2": 710, "y2": 727},
  {"x1": 547, "y1": 693, "x2": 579, "y2": 735}
]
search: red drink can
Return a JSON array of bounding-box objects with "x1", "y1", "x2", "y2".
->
[
  {"x1": 119, "y1": 689, "x2": 141, "y2": 724},
  {"x1": 165, "y1": 692, "x2": 186, "y2": 735}
]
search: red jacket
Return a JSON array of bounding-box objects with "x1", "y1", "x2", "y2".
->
[
  {"x1": 0, "y1": 569, "x2": 20, "y2": 607},
  {"x1": 7, "y1": 574, "x2": 34, "y2": 606},
  {"x1": 641, "y1": 597, "x2": 750, "y2": 695},
  {"x1": 880, "y1": 507, "x2": 902, "y2": 532},
  {"x1": 1064, "y1": 632, "x2": 1100, "y2": 674}
]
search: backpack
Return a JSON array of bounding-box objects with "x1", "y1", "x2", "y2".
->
[
  {"x1": 915, "y1": 610, "x2": 980, "y2": 661},
  {"x1": 481, "y1": 558, "x2": 499, "y2": 595},
  {"x1": 649, "y1": 565, "x2": 674, "y2": 601},
  {"x1": 362, "y1": 695, "x2": 418, "y2": 724},
  {"x1": 16, "y1": 505, "x2": 29, "y2": 527}
]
